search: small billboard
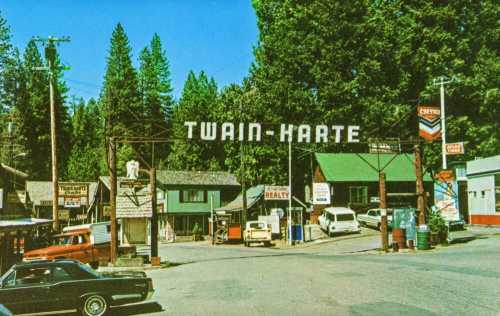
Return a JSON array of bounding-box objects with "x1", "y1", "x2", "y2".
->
[
  {"x1": 313, "y1": 183, "x2": 330, "y2": 205},
  {"x1": 264, "y1": 186, "x2": 290, "y2": 200}
]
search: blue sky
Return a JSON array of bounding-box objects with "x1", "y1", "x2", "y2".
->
[{"x1": 1, "y1": 1, "x2": 258, "y2": 101}]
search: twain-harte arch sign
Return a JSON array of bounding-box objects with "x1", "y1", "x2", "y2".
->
[{"x1": 184, "y1": 122, "x2": 361, "y2": 143}]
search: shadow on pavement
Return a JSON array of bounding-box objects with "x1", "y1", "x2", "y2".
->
[{"x1": 108, "y1": 302, "x2": 164, "y2": 315}]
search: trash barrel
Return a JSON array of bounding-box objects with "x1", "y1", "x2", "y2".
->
[
  {"x1": 392, "y1": 228, "x2": 406, "y2": 249},
  {"x1": 417, "y1": 227, "x2": 430, "y2": 250},
  {"x1": 292, "y1": 225, "x2": 303, "y2": 241}
]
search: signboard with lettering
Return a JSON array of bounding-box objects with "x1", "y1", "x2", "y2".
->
[
  {"x1": 64, "y1": 196, "x2": 81, "y2": 208},
  {"x1": 184, "y1": 122, "x2": 361, "y2": 144},
  {"x1": 59, "y1": 183, "x2": 88, "y2": 196},
  {"x1": 264, "y1": 186, "x2": 290, "y2": 200},
  {"x1": 418, "y1": 106, "x2": 441, "y2": 141},
  {"x1": 445, "y1": 142, "x2": 464, "y2": 155},
  {"x1": 312, "y1": 183, "x2": 330, "y2": 205}
]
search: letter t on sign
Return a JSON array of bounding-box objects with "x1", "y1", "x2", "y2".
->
[{"x1": 184, "y1": 122, "x2": 197, "y2": 139}]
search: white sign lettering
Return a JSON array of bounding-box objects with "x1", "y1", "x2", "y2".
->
[
  {"x1": 184, "y1": 122, "x2": 361, "y2": 143},
  {"x1": 313, "y1": 183, "x2": 331, "y2": 205}
]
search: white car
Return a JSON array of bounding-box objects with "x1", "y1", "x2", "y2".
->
[
  {"x1": 318, "y1": 207, "x2": 361, "y2": 236},
  {"x1": 357, "y1": 208, "x2": 393, "y2": 231}
]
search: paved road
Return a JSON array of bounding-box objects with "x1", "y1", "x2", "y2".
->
[{"x1": 131, "y1": 232, "x2": 500, "y2": 316}]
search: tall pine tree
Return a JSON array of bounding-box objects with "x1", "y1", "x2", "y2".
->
[
  {"x1": 167, "y1": 71, "x2": 219, "y2": 170},
  {"x1": 102, "y1": 23, "x2": 142, "y2": 138},
  {"x1": 66, "y1": 98, "x2": 104, "y2": 181},
  {"x1": 101, "y1": 23, "x2": 143, "y2": 173},
  {"x1": 138, "y1": 33, "x2": 174, "y2": 165}
]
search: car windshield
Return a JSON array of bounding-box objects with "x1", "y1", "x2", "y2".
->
[
  {"x1": 249, "y1": 222, "x2": 266, "y2": 229},
  {"x1": 78, "y1": 262, "x2": 101, "y2": 278},
  {"x1": 336, "y1": 214, "x2": 354, "y2": 221}
]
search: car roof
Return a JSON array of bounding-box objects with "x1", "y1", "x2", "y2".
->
[
  {"x1": 324, "y1": 207, "x2": 355, "y2": 214},
  {"x1": 13, "y1": 259, "x2": 80, "y2": 269}
]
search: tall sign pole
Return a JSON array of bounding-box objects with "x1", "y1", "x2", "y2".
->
[
  {"x1": 433, "y1": 76, "x2": 454, "y2": 170},
  {"x1": 33, "y1": 36, "x2": 70, "y2": 232},
  {"x1": 288, "y1": 139, "x2": 292, "y2": 245},
  {"x1": 239, "y1": 102, "x2": 247, "y2": 239}
]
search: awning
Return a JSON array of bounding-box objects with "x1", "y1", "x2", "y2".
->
[
  {"x1": 215, "y1": 185, "x2": 264, "y2": 212},
  {"x1": 0, "y1": 218, "x2": 52, "y2": 233}
]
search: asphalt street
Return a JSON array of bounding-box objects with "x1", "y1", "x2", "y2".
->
[{"x1": 125, "y1": 231, "x2": 500, "y2": 316}]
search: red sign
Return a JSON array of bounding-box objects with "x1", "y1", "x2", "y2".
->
[
  {"x1": 264, "y1": 186, "x2": 290, "y2": 200},
  {"x1": 445, "y1": 142, "x2": 464, "y2": 155},
  {"x1": 418, "y1": 105, "x2": 441, "y2": 141}
]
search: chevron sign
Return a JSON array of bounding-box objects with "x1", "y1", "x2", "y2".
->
[{"x1": 418, "y1": 105, "x2": 441, "y2": 141}]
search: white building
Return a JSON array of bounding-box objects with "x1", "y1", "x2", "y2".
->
[{"x1": 466, "y1": 155, "x2": 500, "y2": 226}]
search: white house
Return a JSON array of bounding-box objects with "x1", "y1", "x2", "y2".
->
[{"x1": 466, "y1": 155, "x2": 500, "y2": 226}]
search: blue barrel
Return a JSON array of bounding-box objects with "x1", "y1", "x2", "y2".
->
[{"x1": 291, "y1": 225, "x2": 303, "y2": 241}]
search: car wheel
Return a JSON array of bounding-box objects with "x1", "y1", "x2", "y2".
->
[
  {"x1": 89, "y1": 261, "x2": 99, "y2": 270},
  {"x1": 81, "y1": 294, "x2": 108, "y2": 316}
]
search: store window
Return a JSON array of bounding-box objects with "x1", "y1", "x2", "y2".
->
[
  {"x1": 180, "y1": 190, "x2": 207, "y2": 203},
  {"x1": 349, "y1": 186, "x2": 368, "y2": 204}
]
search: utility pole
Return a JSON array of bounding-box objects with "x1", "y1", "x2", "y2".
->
[
  {"x1": 433, "y1": 76, "x2": 454, "y2": 170},
  {"x1": 150, "y1": 166, "x2": 158, "y2": 260},
  {"x1": 33, "y1": 36, "x2": 70, "y2": 232},
  {"x1": 240, "y1": 102, "x2": 247, "y2": 240},
  {"x1": 109, "y1": 137, "x2": 118, "y2": 263},
  {"x1": 379, "y1": 171, "x2": 389, "y2": 252},
  {"x1": 288, "y1": 139, "x2": 292, "y2": 245},
  {"x1": 415, "y1": 144, "x2": 426, "y2": 225}
]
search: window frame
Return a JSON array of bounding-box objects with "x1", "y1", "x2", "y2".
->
[
  {"x1": 180, "y1": 189, "x2": 207, "y2": 204},
  {"x1": 349, "y1": 186, "x2": 368, "y2": 204}
]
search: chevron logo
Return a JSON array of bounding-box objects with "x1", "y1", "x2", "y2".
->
[{"x1": 418, "y1": 105, "x2": 441, "y2": 141}]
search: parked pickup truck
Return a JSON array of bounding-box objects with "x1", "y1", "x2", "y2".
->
[
  {"x1": 357, "y1": 208, "x2": 393, "y2": 231},
  {"x1": 244, "y1": 221, "x2": 272, "y2": 247},
  {"x1": 23, "y1": 222, "x2": 110, "y2": 269},
  {"x1": 0, "y1": 259, "x2": 154, "y2": 316}
]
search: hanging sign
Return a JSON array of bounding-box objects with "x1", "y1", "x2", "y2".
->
[
  {"x1": 445, "y1": 142, "x2": 464, "y2": 155},
  {"x1": 264, "y1": 186, "x2": 290, "y2": 200},
  {"x1": 184, "y1": 122, "x2": 361, "y2": 144},
  {"x1": 417, "y1": 106, "x2": 441, "y2": 141},
  {"x1": 312, "y1": 183, "x2": 331, "y2": 205}
]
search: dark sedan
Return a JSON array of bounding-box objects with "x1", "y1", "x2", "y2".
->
[{"x1": 0, "y1": 259, "x2": 154, "y2": 316}]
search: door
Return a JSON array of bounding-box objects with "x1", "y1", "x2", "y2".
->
[{"x1": 0, "y1": 266, "x2": 54, "y2": 314}]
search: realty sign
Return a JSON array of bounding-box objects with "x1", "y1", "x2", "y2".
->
[
  {"x1": 264, "y1": 186, "x2": 290, "y2": 200},
  {"x1": 417, "y1": 106, "x2": 441, "y2": 141},
  {"x1": 312, "y1": 183, "x2": 330, "y2": 205},
  {"x1": 445, "y1": 142, "x2": 464, "y2": 155}
]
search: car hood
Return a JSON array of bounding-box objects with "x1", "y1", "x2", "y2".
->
[{"x1": 24, "y1": 245, "x2": 73, "y2": 258}]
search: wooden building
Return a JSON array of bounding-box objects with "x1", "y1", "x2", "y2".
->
[{"x1": 312, "y1": 153, "x2": 433, "y2": 223}]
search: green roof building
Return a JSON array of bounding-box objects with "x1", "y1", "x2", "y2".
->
[{"x1": 312, "y1": 153, "x2": 433, "y2": 221}]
